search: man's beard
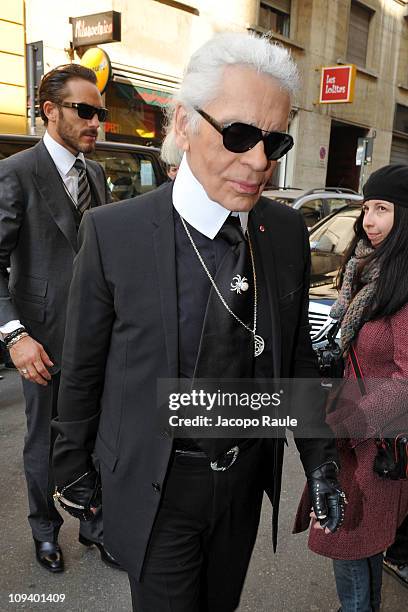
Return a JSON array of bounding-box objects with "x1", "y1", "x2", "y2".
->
[{"x1": 57, "y1": 118, "x2": 97, "y2": 154}]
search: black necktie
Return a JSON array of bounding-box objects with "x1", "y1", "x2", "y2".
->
[
  {"x1": 74, "y1": 158, "x2": 91, "y2": 215},
  {"x1": 193, "y1": 215, "x2": 254, "y2": 379},
  {"x1": 188, "y1": 215, "x2": 255, "y2": 460}
]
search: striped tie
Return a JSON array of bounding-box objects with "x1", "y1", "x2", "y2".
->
[{"x1": 74, "y1": 158, "x2": 91, "y2": 215}]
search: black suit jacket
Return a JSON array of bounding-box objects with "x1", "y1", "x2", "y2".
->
[
  {"x1": 53, "y1": 182, "x2": 337, "y2": 577},
  {"x1": 0, "y1": 140, "x2": 111, "y2": 366}
]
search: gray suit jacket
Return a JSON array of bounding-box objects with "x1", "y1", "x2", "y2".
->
[{"x1": 0, "y1": 139, "x2": 111, "y2": 367}]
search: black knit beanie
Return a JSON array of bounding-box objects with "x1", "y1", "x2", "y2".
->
[{"x1": 363, "y1": 164, "x2": 408, "y2": 208}]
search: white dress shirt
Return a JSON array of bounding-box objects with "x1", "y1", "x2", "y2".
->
[
  {"x1": 172, "y1": 154, "x2": 248, "y2": 238},
  {"x1": 0, "y1": 132, "x2": 85, "y2": 340},
  {"x1": 43, "y1": 130, "x2": 86, "y2": 204}
]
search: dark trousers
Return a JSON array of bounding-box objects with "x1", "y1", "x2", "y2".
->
[
  {"x1": 128, "y1": 442, "x2": 264, "y2": 612},
  {"x1": 22, "y1": 373, "x2": 103, "y2": 543},
  {"x1": 386, "y1": 514, "x2": 408, "y2": 564}
]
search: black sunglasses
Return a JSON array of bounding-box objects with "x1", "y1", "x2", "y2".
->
[
  {"x1": 59, "y1": 102, "x2": 108, "y2": 122},
  {"x1": 195, "y1": 108, "x2": 293, "y2": 160}
]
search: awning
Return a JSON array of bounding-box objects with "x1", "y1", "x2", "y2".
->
[
  {"x1": 114, "y1": 81, "x2": 174, "y2": 107},
  {"x1": 136, "y1": 86, "x2": 173, "y2": 106}
]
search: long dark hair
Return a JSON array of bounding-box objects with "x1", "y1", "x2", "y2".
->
[{"x1": 338, "y1": 203, "x2": 408, "y2": 319}]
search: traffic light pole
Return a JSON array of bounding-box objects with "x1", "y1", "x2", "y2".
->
[{"x1": 27, "y1": 43, "x2": 37, "y2": 135}]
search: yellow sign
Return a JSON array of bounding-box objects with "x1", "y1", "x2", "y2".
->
[{"x1": 80, "y1": 47, "x2": 111, "y2": 94}]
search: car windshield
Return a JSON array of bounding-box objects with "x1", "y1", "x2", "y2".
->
[{"x1": 309, "y1": 207, "x2": 361, "y2": 299}]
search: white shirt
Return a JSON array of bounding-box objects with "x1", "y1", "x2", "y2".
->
[
  {"x1": 43, "y1": 130, "x2": 86, "y2": 204},
  {"x1": 0, "y1": 132, "x2": 85, "y2": 340},
  {"x1": 172, "y1": 154, "x2": 248, "y2": 238}
]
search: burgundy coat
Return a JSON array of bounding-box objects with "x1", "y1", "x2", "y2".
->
[{"x1": 294, "y1": 303, "x2": 408, "y2": 560}]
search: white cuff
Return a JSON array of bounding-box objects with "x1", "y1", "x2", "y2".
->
[{"x1": 0, "y1": 320, "x2": 23, "y2": 342}]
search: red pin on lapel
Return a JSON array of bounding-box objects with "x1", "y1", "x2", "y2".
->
[{"x1": 259, "y1": 225, "x2": 265, "y2": 232}]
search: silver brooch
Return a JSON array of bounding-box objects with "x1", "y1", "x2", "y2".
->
[{"x1": 230, "y1": 274, "x2": 249, "y2": 294}]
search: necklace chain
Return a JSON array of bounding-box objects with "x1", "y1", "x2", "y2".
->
[{"x1": 180, "y1": 215, "x2": 258, "y2": 336}]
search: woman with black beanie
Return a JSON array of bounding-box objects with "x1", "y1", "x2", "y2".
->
[{"x1": 295, "y1": 164, "x2": 408, "y2": 612}]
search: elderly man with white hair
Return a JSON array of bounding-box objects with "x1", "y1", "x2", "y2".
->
[{"x1": 52, "y1": 32, "x2": 345, "y2": 611}]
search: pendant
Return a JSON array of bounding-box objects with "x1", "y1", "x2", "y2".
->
[
  {"x1": 230, "y1": 274, "x2": 249, "y2": 294},
  {"x1": 254, "y1": 334, "x2": 265, "y2": 357}
]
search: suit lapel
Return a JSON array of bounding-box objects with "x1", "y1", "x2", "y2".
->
[
  {"x1": 86, "y1": 162, "x2": 103, "y2": 206},
  {"x1": 249, "y1": 202, "x2": 281, "y2": 378},
  {"x1": 32, "y1": 141, "x2": 78, "y2": 252},
  {"x1": 152, "y1": 185, "x2": 179, "y2": 378}
]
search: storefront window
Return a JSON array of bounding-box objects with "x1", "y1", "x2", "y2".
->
[{"x1": 105, "y1": 81, "x2": 171, "y2": 146}]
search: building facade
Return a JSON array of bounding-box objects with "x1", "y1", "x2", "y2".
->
[
  {"x1": 20, "y1": 0, "x2": 408, "y2": 188},
  {"x1": 259, "y1": 0, "x2": 408, "y2": 190},
  {"x1": 0, "y1": 1, "x2": 27, "y2": 134}
]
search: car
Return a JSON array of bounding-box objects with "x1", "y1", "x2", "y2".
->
[
  {"x1": 0, "y1": 134, "x2": 167, "y2": 202},
  {"x1": 263, "y1": 187, "x2": 363, "y2": 228},
  {"x1": 308, "y1": 203, "x2": 361, "y2": 347}
]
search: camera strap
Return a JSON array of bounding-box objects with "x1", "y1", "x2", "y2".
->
[{"x1": 349, "y1": 344, "x2": 367, "y2": 396}]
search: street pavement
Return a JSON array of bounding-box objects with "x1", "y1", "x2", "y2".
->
[{"x1": 0, "y1": 367, "x2": 405, "y2": 611}]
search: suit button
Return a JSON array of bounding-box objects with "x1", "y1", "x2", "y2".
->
[{"x1": 152, "y1": 482, "x2": 161, "y2": 493}]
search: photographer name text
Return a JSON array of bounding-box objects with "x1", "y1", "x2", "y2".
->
[{"x1": 168, "y1": 415, "x2": 297, "y2": 428}]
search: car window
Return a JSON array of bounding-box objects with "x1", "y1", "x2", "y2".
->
[
  {"x1": 0, "y1": 139, "x2": 162, "y2": 202},
  {"x1": 310, "y1": 214, "x2": 357, "y2": 286},
  {"x1": 311, "y1": 215, "x2": 356, "y2": 253},
  {"x1": 89, "y1": 150, "x2": 158, "y2": 202},
  {"x1": 0, "y1": 142, "x2": 32, "y2": 159},
  {"x1": 322, "y1": 197, "x2": 350, "y2": 216},
  {"x1": 299, "y1": 199, "x2": 323, "y2": 228}
]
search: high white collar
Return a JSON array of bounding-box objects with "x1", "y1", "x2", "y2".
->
[
  {"x1": 172, "y1": 154, "x2": 248, "y2": 239},
  {"x1": 43, "y1": 131, "x2": 85, "y2": 176}
]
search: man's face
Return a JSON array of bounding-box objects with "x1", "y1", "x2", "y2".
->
[
  {"x1": 175, "y1": 65, "x2": 291, "y2": 212},
  {"x1": 48, "y1": 78, "x2": 103, "y2": 154},
  {"x1": 167, "y1": 165, "x2": 179, "y2": 180}
]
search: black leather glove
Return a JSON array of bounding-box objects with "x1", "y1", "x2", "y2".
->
[
  {"x1": 307, "y1": 461, "x2": 346, "y2": 533},
  {"x1": 53, "y1": 470, "x2": 101, "y2": 521}
]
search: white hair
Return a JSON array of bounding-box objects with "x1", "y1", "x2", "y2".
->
[
  {"x1": 161, "y1": 31, "x2": 299, "y2": 158},
  {"x1": 160, "y1": 132, "x2": 183, "y2": 166}
]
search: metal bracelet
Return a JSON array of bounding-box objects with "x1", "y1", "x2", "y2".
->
[
  {"x1": 6, "y1": 332, "x2": 29, "y2": 349},
  {"x1": 3, "y1": 326, "x2": 26, "y2": 344}
]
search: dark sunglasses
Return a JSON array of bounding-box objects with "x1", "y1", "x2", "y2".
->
[
  {"x1": 59, "y1": 102, "x2": 108, "y2": 122},
  {"x1": 195, "y1": 108, "x2": 293, "y2": 160}
]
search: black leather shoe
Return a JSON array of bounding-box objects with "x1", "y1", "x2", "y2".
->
[
  {"x1": 383, "y1": 557, "x2": 408, "y2": 588},
  {"x1": 34, "y1": 539, "x2": 64, "y2": 573},
  {"x1": 79, "y1": 534, "x2": 123, "y2": 570}
]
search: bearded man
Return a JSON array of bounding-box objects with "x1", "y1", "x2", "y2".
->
[{"x1": 0, "y1": 64, "x2": 117, "y2": 572}]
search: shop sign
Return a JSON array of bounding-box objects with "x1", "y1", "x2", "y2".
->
[
  {"x1": 319, "y1": 65, "x2": 356, "y2": 104},
  {"x1": 105, "y1": 121, "x2": 120, "y2": 134},
  {"x1": 71, "y1": 11, "x2": 121, "y2": 48},
  {"x1": 80, "y1": 47, "x2": 112, "y2": 94}
]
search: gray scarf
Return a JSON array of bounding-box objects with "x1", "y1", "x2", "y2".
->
[{"x1": 330, "y1": 239, "x2": 380, "y2": 353}]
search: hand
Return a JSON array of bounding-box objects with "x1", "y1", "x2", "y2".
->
[
  {"x1": 9, "y1": 336, "x2": 54, "y2": 385},
  {"x1": 54, "y1": 471, "x2": 101, "y2": 522},
  {"x1": 307, "y1": 461, "x2": 346, "y2": 534}
]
